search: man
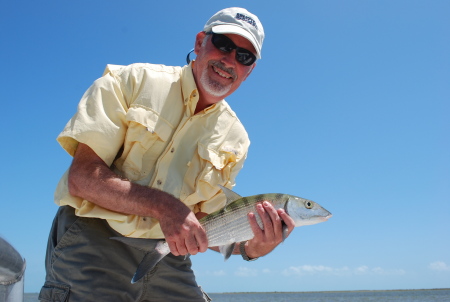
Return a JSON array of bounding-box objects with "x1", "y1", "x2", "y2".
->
[{"x1": 39, "y1": 7, "x2": 295, "y2": 302}]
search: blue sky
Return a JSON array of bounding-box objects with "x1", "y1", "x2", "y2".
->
[{"x1": 1, "y1": 0, "x2": 449, "y2": 294}]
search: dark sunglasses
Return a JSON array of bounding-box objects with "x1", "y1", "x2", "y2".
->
[{"x1": 209, "y1": 33, "x2": 257, "y2": 66}]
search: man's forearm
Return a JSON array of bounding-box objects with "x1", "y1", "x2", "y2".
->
[{"x1": 67, "y1": 143, "x2": 188, "y2": 220}]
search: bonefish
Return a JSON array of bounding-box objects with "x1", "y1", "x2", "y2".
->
[{"x1": 112, "y1": 185, "x2": 332, "y2": 283}]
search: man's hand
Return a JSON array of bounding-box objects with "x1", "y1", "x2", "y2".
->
[
  {"x1": 158, "y1": 208, "x2": 208, "y2": 257},
  {"x1": 245, "y1": 201, "x2": 296, "y2": 259}
]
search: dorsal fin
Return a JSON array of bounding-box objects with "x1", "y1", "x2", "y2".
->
[{"x1": 218, "y1": 185, "x2": 242, "y2": 206}]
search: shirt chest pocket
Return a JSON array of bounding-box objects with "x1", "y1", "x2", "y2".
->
[
  {"x1": 198, "y1": 143, "x2": 237, "y2": 181},
  {"x1": 115, "y1": 106, "x2": 174, "y2": 182},
  {"x1": 182, "y1": 143, "x2": 239, "y2": 205}
]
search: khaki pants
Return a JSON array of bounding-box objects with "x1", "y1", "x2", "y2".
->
[{"x1": 39, "y1": 206, "x2": 211, "y2": 302}]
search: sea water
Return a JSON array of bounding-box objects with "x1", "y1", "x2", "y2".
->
[
  {"x1": 208, "y1": 290, "x2": 450, "y2": 302},
  {"x1": 24, "y1": 289, "x2": 450, "y2": 301}
]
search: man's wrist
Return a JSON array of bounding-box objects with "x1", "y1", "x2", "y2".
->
[{"x1": 240, "y1": 241, "x2": 259, "y2": 261}]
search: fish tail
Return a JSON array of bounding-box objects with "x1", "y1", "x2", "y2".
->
[
  {"x1": 131, "y1": 245, "x2": 169, "y2": 283},
  {"x1": 110, "y1": 237, "x2": 170, "y2": 283}
]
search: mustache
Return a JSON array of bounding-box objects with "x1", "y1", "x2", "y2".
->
[{"x1": 210, "y1": 61, "x2": 237, "y2": 80}]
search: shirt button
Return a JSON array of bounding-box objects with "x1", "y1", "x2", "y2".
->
[
  {"x1": 171, "y1": 148, "x2": 175, "y2": 153},
  {"x1": 157, "y1": 180, "x2": 162, "y2": 185}
]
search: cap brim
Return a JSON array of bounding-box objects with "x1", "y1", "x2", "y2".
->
[{"x1": 212, "y1": 25, "x2": 261, "y2": 59}]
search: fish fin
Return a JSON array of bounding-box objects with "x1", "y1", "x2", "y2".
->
[
  {"x1": 110, "y1": 236, "x2": 159, "y2": 253},
  {"x1": 281, "y1": 197, "x2": 290, "y2": 242},
  {"x1": 281, "y1": 220, "x2": 289, "y2": 242},
  {"x1": 132, "y1": 242, "x2": 170, "y2": 283},
  {"x1": 219, "y1": 242, "x2": 236, "y2": 261},
  {"x1": 283, "y1": 197, "x2": 289, "y2": 214},
  {"x1": 218, "y1": 185, "x2": 242, "y2": 206}
]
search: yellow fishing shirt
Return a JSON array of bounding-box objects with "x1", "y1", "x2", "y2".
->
[{"x1": 54, "y1": 62, "x2": 250, "y2": 238}]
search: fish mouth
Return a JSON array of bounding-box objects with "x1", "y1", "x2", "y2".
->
[{"x1": 318, "y1": 214, "x2": 332, "y2": 222}]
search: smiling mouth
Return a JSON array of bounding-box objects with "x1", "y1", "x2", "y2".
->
[
  {"x1": 210, "y1": 62, "x2": 237, "y2": 82},
  {"x1": 212, "y1": 65, "x2": 232, "y2": 79}
]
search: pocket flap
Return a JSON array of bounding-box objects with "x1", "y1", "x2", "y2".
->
[
  {"x1": 39, "y1": 281, "x2": 70, "y2": 302},
  {"x1": 198, "y1": 143, "x2": 238, "y2": 170},
  {"x1": 126, "y1": 105, "x2": 172, "y2": 142}
]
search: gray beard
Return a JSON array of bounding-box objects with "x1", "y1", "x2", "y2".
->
[{"x1": 200, "y1": 63, "x2": 233, "y2": 98}]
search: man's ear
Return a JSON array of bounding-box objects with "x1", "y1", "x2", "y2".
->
[{"x1": 194, "y1": 31, "x2": 207, "y2": 55}]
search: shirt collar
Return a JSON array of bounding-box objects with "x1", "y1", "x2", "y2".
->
[
  {"x1": 181, "y1": 61, "x2": 224, "y2": 116},
  {"x1": 181, "y1": 62, "x2": 199, "y2": 116}
]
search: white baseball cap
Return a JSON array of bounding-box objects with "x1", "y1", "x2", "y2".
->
[{"x1": 203, "y1": 7, "x2": 265, "y2": 59}]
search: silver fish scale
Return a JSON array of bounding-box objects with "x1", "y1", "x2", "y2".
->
[{"x1": 200, "y1": 194, "x2": 288, "y2": 247}]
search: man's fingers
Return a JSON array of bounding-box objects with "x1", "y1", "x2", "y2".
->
[
  {"x1": 263, "y1": 201, "x2": 282, "y2": 228},
  {"x1": 259, "y1": 201, "x2": 283, "y2": 239},
  {"x1": 167, "y1": 240, "x2": 180, "y2": 256},
  {"x1": 278, "y1": 209, "x2": 296, "y2": 231},
  {"x1": 175, "y1": 240, "x2": 189, "y2": 256},
  {"x1": 195, "y1": 232, "x2": 208, "y2": 253},
  {"x1": 159, "y1": 209, "x2": 209, "y2": 257},
  {"x1": 255, "y1": 203, "x2": 268, "y2": 221},
  {"x1": 170, "y1": 230, "x2": 207, "y2": 256},
  {"x1": 185, "y1": 236, "x2": 200, "y2": 255},
  {"x1": 248, "y1": 211, "x2": 263, "y2": 236}
]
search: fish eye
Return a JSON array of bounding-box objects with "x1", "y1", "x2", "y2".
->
[{"x1": 305, "y1": 201, "x2": 314, "y2": 209}]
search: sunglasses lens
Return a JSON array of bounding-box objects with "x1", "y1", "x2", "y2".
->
[
  {"x1": 212, "y1": 34, "x2": 233, "y2": 52},
  {"x1": 211, "y1": 34, "x2": 256, "y2": 66},
  {"x1": 236, "y1": 50, "x2": 256, "y2": 66}
]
